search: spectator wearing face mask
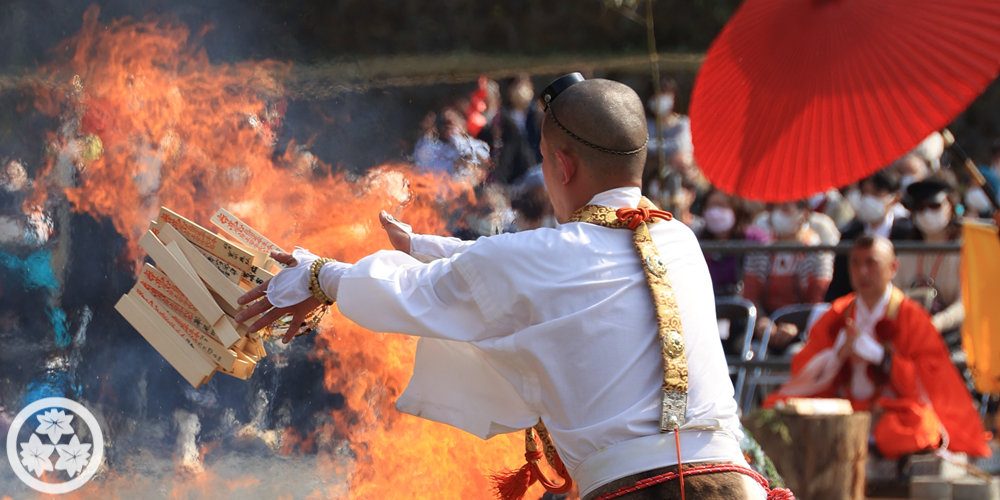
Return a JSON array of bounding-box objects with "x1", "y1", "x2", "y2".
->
[
  {"x1": 644, "y1": 77, "x2": 693, "y2": 178},
  {"x1": 825, "y1": 169, "x2": 916, "y2": 301},
  {"x1": 744, "y1": 201, "x2": 834, "y2": 352},
  {"x1": 895, "y1": 174, "x2": 965, "y2": 338},
  {"x1": 696, "y1": 188, "x2": 769, "y2": 296}
]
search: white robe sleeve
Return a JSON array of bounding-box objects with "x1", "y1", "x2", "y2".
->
[
  {"x1": 337, "y1": 249, "x2": 511, "y2": 342},
  {"x1": 337, "y1": 248, "x2": 537, "y2": 438},
  {"x1": 396, "y1": 338, "x2": 538, "y2": 439},
  {"x1": 409, "y1": 234, "x2": 475, "y2": 262}
]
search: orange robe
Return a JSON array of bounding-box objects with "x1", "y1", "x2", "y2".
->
[{"x1": 775, "y1": 288, "x2": 990, "y2": 458}]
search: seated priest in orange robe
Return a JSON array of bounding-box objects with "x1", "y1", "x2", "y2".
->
[{"x1": 766, "y1": 235, "x2": 990, "y2": 459}]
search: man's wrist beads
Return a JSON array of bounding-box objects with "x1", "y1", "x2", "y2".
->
[{"x1": 309, "y1": 258, "x2": 337, "y2": 305}]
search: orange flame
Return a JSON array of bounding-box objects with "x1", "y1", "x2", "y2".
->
[{"x1": 26, "y1": 5, "x2": 549, "y2": 499}]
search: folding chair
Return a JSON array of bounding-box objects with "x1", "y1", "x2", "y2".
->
[
  {"x1": 715, "y1": 296, "x2": 757, "y2": 413},
  {"x1": 741, "y1": 302, "x2": 829, "y2": 413}
]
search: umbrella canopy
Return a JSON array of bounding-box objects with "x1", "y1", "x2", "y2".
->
[{"x1": 690, "y1": 0, "x2": 1000, "y2": 202}]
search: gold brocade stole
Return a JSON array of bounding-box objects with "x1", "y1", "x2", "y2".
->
[{"x1": 568, "y1": 197, "x2": 688, "y2": 431}]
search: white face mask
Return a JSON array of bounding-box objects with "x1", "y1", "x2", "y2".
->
[
  {"x1": 770, "y1": 209, "x2": 802, "y2": 236},
  {"x1": 649, "y1": 95, "x2": 674, "y2": 116},
  {"x1": 703, "y1": 206, "x2": 736, "y2": 234},
  {"x1": 914, "y1": 206, "x2": 950, "y2": 234},
  {"x1": 855, "y1": 194, "x2": 889, "y2": 224}
]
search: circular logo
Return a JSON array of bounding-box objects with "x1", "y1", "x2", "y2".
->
[{"x1": 6, "y1": 397, "x2": 104, "y2": 494}]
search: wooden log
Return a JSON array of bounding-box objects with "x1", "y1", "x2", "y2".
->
[
  {"x1": 131, "y1": 284, "x2": 238, "y2": 371},
  {"x1": 743, "y1": 410, "x2": 871, "y2": 500},
  {"x1": 157, "y1": 207, "x2": 255, "y2": 273},
  {"x1": 115, "y1": 294, "x2": 215, "y2": 388}
]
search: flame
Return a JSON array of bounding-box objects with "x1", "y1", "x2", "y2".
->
[{"x1": 24, "y1": 6, "x2": 553, "y2": 499}]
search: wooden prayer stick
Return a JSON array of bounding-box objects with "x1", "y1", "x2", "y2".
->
[
  {"x1": 131, "y1": 284, "x2": 238, "y2": 371},
  {"x1": 140, "y1": 230, "x2": 221, "y2": 323},
  {"x1": 139, "y1": 263, "x2": 244, "y2": 348},
  {"x1": 137, "y1": 263, "x2": 207, "y2": 328},
  {"x1": 150, "y1": 220, "x2": 242, "y2": 285},
  {"x1": 139, "y1": 230, "x2": 242, "y2": 347},
  {"x1": 137, "y1": 264, "x2": 229, "y2": 350},
  {"x1": 219, "y1": 358, "x2": 254, "y2": 380},
  {"x1": 115, "y1": 294, "x2": 216, "y2": 388},
  {"x1": 211, "y1": 207, "x2": 285, "y2": 257},
  {"x1": 157, "y1": 222, "x2": 247, "y2": 310},
  {"x1": 216, "y1": 230, "x2": 271, "y2": 270},
  {"x1": 157, "y1": 207, "x2": 255, "y2": 273}
]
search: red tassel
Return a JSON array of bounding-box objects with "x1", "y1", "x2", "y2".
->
[
  {"x1": 493, "y1": 425, "x2": 573, "y2": 500},
  {"x1": 491, "y1": 461, "x2": 537, "y2": 500}
]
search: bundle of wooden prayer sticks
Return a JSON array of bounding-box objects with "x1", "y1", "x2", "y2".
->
[{"x1": 115, "y1": 207, "x2": 287, "y2": 388}]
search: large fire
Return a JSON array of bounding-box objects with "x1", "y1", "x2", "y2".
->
[{"x1": 24, "y1": 6, "x2": 549, "y2": 499}]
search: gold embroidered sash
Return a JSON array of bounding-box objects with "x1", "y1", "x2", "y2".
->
[{"x1": 569, "y1": 197, "x2": 688, "y2": 431}]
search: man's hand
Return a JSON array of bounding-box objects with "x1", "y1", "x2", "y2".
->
[
  {"x1": 379, "y1": 211, "x2": 411, "y2": 254},
  {"x1": 235, "y1": 251, "x2": 323, "y2": 344},
  {"x1": 837, "y1": 318, "x2": 859, "y2": 361}
]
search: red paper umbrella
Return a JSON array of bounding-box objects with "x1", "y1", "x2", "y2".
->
[{"x1": 690, "y1": 0, "x2": 1000, "y2": 202}]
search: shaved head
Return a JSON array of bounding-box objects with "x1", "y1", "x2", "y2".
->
[
  {"x1": 848, "y1": 235, "x2": 898, "y2": 306},
  {"x1": 542, "y1": 78, "x2": 648, "y2": 183}
]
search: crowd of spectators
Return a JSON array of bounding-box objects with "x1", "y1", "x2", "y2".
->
[{"x1": 408, "y1": 72, "x2": 999, "y2": 374}]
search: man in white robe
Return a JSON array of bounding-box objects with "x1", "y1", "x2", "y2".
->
[{"x1": 236, "y1": 76, "x2": 769, "y2": 499}]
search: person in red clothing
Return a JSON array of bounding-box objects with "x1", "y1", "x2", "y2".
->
[{"x1": 767, "y1": 235, "x2": 990, "y2": 459}]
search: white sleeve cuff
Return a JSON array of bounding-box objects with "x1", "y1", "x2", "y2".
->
[
  {"x1": 319, "y1": 261, "x2": 352, "y2": 302},
  {"x1": 853, "y1": 334, "x2": 885, "y2": 364}
]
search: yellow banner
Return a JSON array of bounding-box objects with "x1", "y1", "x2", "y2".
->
[{"x1": 961, "y1": 220, "x2": 1000, "y2": 394}]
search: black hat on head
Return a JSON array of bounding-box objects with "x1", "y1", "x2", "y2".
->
[
  {"x1": 903, "y1": 178, "x2": 952, "y2": 210},
  {"x1": 540, "y1": 72, "x2": 585, "y2": 111}
]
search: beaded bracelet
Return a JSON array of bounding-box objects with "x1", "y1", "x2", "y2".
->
[{"x1": 309, "y1": 257, "x2": 338, "y2": 305}]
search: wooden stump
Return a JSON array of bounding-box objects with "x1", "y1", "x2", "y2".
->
[{"x1": 743, "y1": 410, "x2": 871, "y2": 500}]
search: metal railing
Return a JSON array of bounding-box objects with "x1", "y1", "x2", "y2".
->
[{"x1": 700, "y1": 240, "x2": 960, "y2": 255}]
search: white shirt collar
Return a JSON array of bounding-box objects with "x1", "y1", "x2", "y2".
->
[
  {"x1": 586, "y1": 186, "x2": 642, "y2": 209},
  {"x1": 855, "y1": 283, "x2": 893, "y2": 324}
]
